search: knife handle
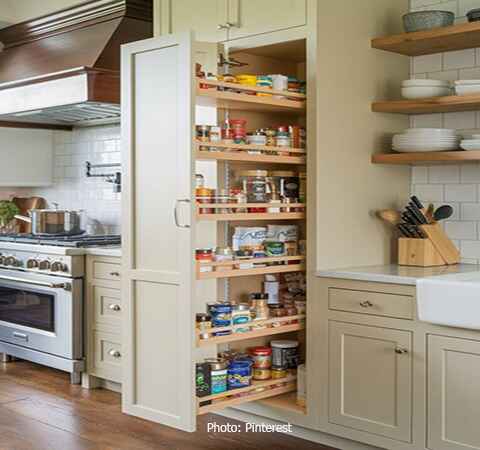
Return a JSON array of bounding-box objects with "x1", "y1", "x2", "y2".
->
[{"x1": 411, "y1": 195, "x2": 424, "y2": 210}]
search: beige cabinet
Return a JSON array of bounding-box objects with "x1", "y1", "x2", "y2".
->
[
  {"x1": 428, "y1": 335, "x2": 480, "y2": 450},
  {"x1": 329, "y1": 321, "x2": 412, "y2": 443},
  {"x1": 227, "y1": 0, "x2": 307, "y2": 40},
  {"x1": 83, "y1": 255, "x2": 122, "y2": 388},
  {"x1": 169, "y1": 0, "x2": 228, "y2": 42}
]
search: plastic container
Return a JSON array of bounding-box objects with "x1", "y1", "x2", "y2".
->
[
  {"x1": 271, "y1": 171, "x2": 299, "y2": 200},
  {"x1": 264, "y1": 241, "x2": 285, "y2": 257},
  {"x1": 238, "y1": 170, "x2": 270, "y2": 207},
  {"x1": 208, "y1": 359, "x2": 228, "y2": 394},
  {"x1": 271, "y1": 340, "x2": 299, "y2": 369},
  {"x1": 227, "y1": 358, "x2": 253, "y2": 389}
]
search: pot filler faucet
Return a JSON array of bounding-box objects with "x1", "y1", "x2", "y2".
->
[{"x1": 85, "y1": 161, "x2": 122, "y2": 193}]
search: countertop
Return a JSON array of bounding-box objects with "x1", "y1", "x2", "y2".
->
[
  {"x1": 83, "y1": 246, "x2": 121, "y2": 258},
  {"x1": 0, "y1": 242, "x2": 121, "y2": 257},
  {"x1": 316, "y1": 264, "x2": 480, "y2": 286}
]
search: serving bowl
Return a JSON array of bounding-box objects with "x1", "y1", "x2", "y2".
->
[
  {"x1": 402, "y1": 86, "x2": 451, "y2": 99},
  {"x1": 403, "y1": 11, "x2": 455, "y2": 33}
]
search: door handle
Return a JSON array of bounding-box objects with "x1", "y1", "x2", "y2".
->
[{"x1": 174, "y1": 199, "x2": 191, "y2": 228}]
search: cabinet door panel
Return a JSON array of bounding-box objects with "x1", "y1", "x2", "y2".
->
[
  {"x1": 329, "y1": 321, "x2": 412, "y2": 443},
  {"x1": 428, "y1": 335, "x2": 480, "y2": 450},
  {"x1": 228, "y1": 0, "x2": 306, "y2": 40},
  {"x1": 171, "y1": 0, "x2": 228, "y2": 42},
  {"x1": 121, "y1": 33, "x2": 196, "y2": 432}
]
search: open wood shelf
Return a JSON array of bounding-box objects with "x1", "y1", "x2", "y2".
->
[
  {"x1": 258, "y1": 391, "x2": 306, "y2": 415},
  {"x1": 195, "y1": 141, "x2": 306, "y2": 165},
  {"x1": 196, "y1": 79, "x2": 305, "y2": 113},
  {"x1": 196, "y1": 255, "x2": 305, "y2": 279},
  {"x1": 372, "y1": 94, "x2": 480, "y2": 114},
  {"x1": 371, "y1": 21, "x2": 480, "y2": 57},
  {"x1": 197, "y1": 375, "x2": 297, "y2": 415},
  {"x1": 371, "y1": 150, "x2": 479, "y2": 165},
  {"x1": 196, "y1": 314, "x2": 306, "y2": 346}
]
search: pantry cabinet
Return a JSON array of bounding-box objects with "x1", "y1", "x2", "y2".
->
[
  {"x1": 428, "y1": 335, "x2": 480, "y2": 450},
  {"x1": 329, "y1": 321, "x2": 413, "y2": 443},
  {"x1": 226, "y1": 0, "x2": 307, "y2": 40}
]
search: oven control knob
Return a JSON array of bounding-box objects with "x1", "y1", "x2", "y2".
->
[
  {"x1": 26, "y1": 258, "x2": 39, "y2": 269},
  {"x1": 51, "y1": 261, "x2": 67, "y2": 272},
  {"x1": 4, "y1": 256, "x2": 17, "y2": 266},
  {"x1": 38, "y1": 260, "x2": 51, "y2": 270},
  {"x1": 0, "y1": 255, "x2": 5, "y2": 265}
]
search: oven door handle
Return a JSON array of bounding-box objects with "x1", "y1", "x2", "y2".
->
[{"x1": 0, "y1": 275, "x2": 71, "y2": 291}]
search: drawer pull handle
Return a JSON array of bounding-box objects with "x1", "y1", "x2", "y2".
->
[
  {"x1": 109, "y1": 304, "x2": 121, "y2": 312},
  {"x1": 108, "y1": 349, "x2": 121, "y2": 358},
  {"x1": 109, "y1": 271, "x2": 120, "y2": 277},
  {"x1": 12, "y1": 331, "x2": 28, "y2": 341},
  {"x1": 395, "y1": 347, "x2": 408, "y2": 355},
  {"x1": 359, "y1": 300, "x2": 373, "y2": 308}
]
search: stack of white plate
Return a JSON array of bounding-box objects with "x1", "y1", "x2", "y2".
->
[
  {"x1": 392, "y1": 128, "x2": 459, "y2": 152},
  {"x1": 454, "y1": 80, "x2": 480, "y2": 96},
  {"x1": 401, "y1": 79, "x2": 452, "y2": 99},
  {"x1": 461, "y1": 135, "x2": 480, "y2": 151}
]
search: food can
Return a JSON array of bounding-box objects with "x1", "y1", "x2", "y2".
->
[
  {"x1": 227, "y1": 358, "x2": 253, "y2": 389},
  {"x1": 208, "y1": 302, "x2": 232, "y2": 336},
  {"x1": 253, "y1": 367, "x2": 271, "y2": 380},
  {"x1": 232, "y1": 303, "x2": 251, "y2": 333},
  {"x1": 196, "y1": 362, "x2": 211, "y2": 397},
  {"x1": 208, "y1": 359, "x2": 228, "y2": 394},
  {"x1": 271, "y1": 340, "x2": 299, "y2": 369},
  {"x1": 249, "y1": 346, "x2": 272, "y2": 369}
]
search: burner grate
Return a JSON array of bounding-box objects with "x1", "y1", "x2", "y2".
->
[{"x1": 0, "y1": 234, "x2": 121, "y2": 248}]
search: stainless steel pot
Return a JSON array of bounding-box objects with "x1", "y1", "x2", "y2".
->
[{"x1": 15, "y1": 205, "x2": 85, "y2": 236}]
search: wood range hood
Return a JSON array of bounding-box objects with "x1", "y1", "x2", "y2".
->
[{"x1": 0, "y1": 0, "x2": 152, "y2": 130}]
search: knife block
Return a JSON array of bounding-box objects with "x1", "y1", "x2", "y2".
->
[{"x1": 398, "y1": 223, "x2": 460, "y2": 267}]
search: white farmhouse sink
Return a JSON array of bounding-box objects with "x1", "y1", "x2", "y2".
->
[{"x1": 417, "y1": 271, "x2": 480, "y2": 330}]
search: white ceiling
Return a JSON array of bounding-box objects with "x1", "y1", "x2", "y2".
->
[{"x1": 0, "y1": 0, "x2": 85, "y2": 26}]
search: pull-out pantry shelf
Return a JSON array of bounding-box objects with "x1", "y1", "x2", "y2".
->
[
  {"x1": 196, "y1": 203, "x2": 306, "y2": 222},
  {"x1": 197, "y1": 375, "x2": 297, "y2": 415},
  {"x1": 196, "y1": 255, "x2": 305, "y2": 279},
  {"x1": 196, "y1": 314, "x2": 306, "y2": 346}
]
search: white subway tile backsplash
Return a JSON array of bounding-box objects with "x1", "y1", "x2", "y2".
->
[
  {"x1": 426, "y1": 69, "x2": 459, "y2": 80},
  {"x1": 413, "y1": 184, "x2": 444, "y2": 202},
  {"x1": 458, "y1": 0, "x2": 480, "y2": 16},
  {"x1": 461, "y1": 202, "x2": 480, "y2": 220},
  {"x1": 459, "y1": 66, "x2": 480, "y2": 79},
  {"x1": 445, "y1": 221, "x2": 477, "y2": 239},
  {"x1": 412, "y1": 166, "x2": 429, "y2": 183},
  {"x1": 411, "y1": 113, "x2": 443, "y2": 128},
  {"x1": 460, "y1": 163, "x2": 480, "y2": 182},
  {"x1": 413, "y1": 54, "x2": 443, "y2": 74},
  {"x1": 445, "y1": 184, "x2": 478, "y2": 201},
  {"x1": 443, "y1": 111, "x2": 476, "y2": 129},
  {"x1": 428, "y1": 165, "x2": 460, "y2": 183},
  {"x1": 460, "y1": 240, "x2": 480, "y2": 258},
  {"x1": 443, "y1": 49, "x2": 476, "y2": 70}
]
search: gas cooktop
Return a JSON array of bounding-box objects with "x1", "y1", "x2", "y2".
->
[{"x1": 0, "y1": 234, "x2": 121, "y2": 248}]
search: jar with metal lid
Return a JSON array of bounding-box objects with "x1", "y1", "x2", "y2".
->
[
  {"x1": 215, "y1": 189, "x2": 232, "y2": 214},
  {"x1": 196, "y1": 187, "x2": 214, "y2": 214},
  {"x1": 196, "y1": 125, "x2": 210, "y2": 142},
  {"x1": 195, "y1": 174, "x2": 205, "y2": 189},
  {"x1": 214, "y1": 247, "x2": 233, "y2": 271},
  {"x1": 249, "y1": 346, "x2": 272, "y2": 369},
  {"x1": 271, "y1": 365, "x2": 288, "y2": 379},
  {"x1": 271, "y1": 171, "x2": 300, "y2": 200},
  {"x1": 207, "y1": 358, "x2": 228, "y2": 394},
  {"x1": 232, "y1": 303, "x2": 251, "y2": 333},
  {"x1": 269, "y1": 304, "x2": 287, "y2": 327},
  {"x1": 196, "y1": 249, "x2": 213, "y2": 273},
  {"x1": 238, "y1": 170, "x2": 270, "y2": 210},
  {"x1": 271, "y1": 340, "x2": 299, "y2": 369},
  {"x1": 250, "y1": 293, "x2": 269, "y2": 329},
  {"x1": 196, "y1": 313, "x2": 212, "y2": 340}
]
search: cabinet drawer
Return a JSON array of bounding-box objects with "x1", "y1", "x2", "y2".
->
[
  {"x1": 93, "y1": 286, "x2": 122, "y2": 330},
  {"x1": 329, "y1": 288, "x2": 413, "y2": 320},
  {"x1": 92, "y1": 261, "x2": 121, "y2": 282},
  {"x1": 91, "y1": 331, "x2": 122, "y2": 383}
]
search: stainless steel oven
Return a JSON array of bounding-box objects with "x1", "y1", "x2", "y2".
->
[{"x1": 0, "y1": 268, "x2": 83, "y2": 382}]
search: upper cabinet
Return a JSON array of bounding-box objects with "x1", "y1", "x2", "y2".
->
[
  {"x1": 155, "y1": 0, "x2": 307, "y2": 42},
  {"x1": 0, "y1": 128, "x2": 53, "y2": 187},
  {"x1": 226, "y1": 0, "x2": 307, "y2": 40}
]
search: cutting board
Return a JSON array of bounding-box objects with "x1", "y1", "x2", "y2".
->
[{"x1": 13, "y1": 197, "x2": 46, "y2": 233}]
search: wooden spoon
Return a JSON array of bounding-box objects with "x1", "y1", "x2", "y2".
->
[
  {"x1": 376, "y1": 209, "x2": 402, "y2": 226},
  {"x1": 425, "y1": 203, "x2": 435, "y2": 223}
]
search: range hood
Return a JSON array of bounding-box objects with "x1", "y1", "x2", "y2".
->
[{"x1": 0, "y1": 0, "x2": 152, "y2": 129}]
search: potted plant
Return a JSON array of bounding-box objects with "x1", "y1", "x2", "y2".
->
[{"x1": 0, "y1": 201, "x2": 20, "y2": 233}]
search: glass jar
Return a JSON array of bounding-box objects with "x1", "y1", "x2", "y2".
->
[
  {"x1": 215, "y1": 189, "x2": 232, "y2": 214},
  {"x1": 284, "y1": 304, "x2": 298, "y2": 324},
  {"x1": 231, "y1": 303, "x2": 251, "y2": 333},
  {"x1": 196, "y1": 187, "x2": 214, "y2": 214},
  {"x1": 249, "y1": 346, "x2": 272, "y2": 369},
  {"x1": 238, "y1": 170, "x2": 270, "y2": 210},
  {"x1": 195, "y1": 174, "x2": 205, "y2": 189},
  {"x1": 271, "y1": 365, "x2": 288, "y2": 379},
  {"x1": 250, "y1": 293, "x2": 270, "y2": 329},
  {"x1": 269, "y1": 304, "x2": 287, "y2": 327},
  {"x1": 196, "y1": 125, "x2": 210, "y2": 142},
  {"x1": 270, "y1": 171, "x2": 300, "y2": 200},
  {"x1": 230, "y1": 119, "x2": 247, "y2": 144},
  {"x1": 196, "y1": 313, "x2": 212, "y2": 340},
  {"x1": 214, "y1": 247, "x2": 233, "y2": 271},
  {"x1": 210, "y1": 126, "x2": 222, "y2": 142},
  {"x1": 271, "y1": 340, "x2": 299, "y2": 369}
]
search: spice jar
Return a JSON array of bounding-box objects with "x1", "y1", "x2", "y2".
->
[
  {"x1": 214, "y1": 247, "x2": 233, "y2": 271},
  {"x1": 250, "y1": 293, "x2": 269, "y2": 329},
  {"x1": 269, "y1": 304, "x2": 287, "y2": 327},
  {"x1": 246, "y1": 131, "x2": 267, "y2": 151},
  {"x1": 239, "y1": 170, "x2": 270, "y2": 211},
  {"x1": 196, "y1": 187, "x2": 214, "y2": 214},
  {"x1": 208, "y1": 302, "x2": 232, "y2": 336},
  {"x1": 271, "y1": 171, "x2": 300, "y2": 200},
  {"x1": 215, "y1": 189, "x2": 232, "y2": 214},
  {"x1": 208, "y1": 359, "x2": 228, "y2": 394},
  {"x1": 210, "y1": 126, "x2": 222, "y2": 142},
  {"x1": 196, "y1": 313, "x2": 212, "y2": 340},
  {"x1": 264, "y1": 129, "x2": 277, "y2": 147},
  {"x1": 195, "y1": 248, "x2": 213, "y2": 262},
  {"x1": 196, "y1": 125, "x2": 210, "y2": 142},
  {"x1": 232, "y1": 303, "x2": 251, "y2": 333},
  {"x1": 284, "y1": 304, "x2": 298, "y2": 324},
  {"x1": 271, "y1": 365, "x2": 288, "y2": 379},
  {"x1": 230, "y1": 119, "x2": 247, "y2": 144},
  {"x1": 271, "y1": 340, "x2": 299, "y2": 369},
  {"x1": 289, "y1": 125, "x2": 302, "y2": 149}
]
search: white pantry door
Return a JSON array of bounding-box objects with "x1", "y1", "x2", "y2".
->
[{"x1": 121, "y1": 33, "x2": 196, "y2": 432}]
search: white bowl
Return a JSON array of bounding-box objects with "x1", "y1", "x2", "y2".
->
[
  {"x1": 455, "y1": 85, "x2": 480, "y2": 96},
  {"x1": 393, "y1": 146, "x2": 458, "y2": 153},
  {"x1": 393, "y1": 136, "x2": 459, "y2": 142},
  {"x1": 402, "y1": 86, "x2": 451, "y2": 99},
  {"x1": 461, "y1": 142, "x2": 480, "y2": 151},
  {"x1": 454, "y1": 80, "x2": 480, "y2": 85},
  {"x1": 471, "y1": 135, "x2": 480, "y2": 140},
  {"x1": 402, "y1": 79, "x2": 450, "y2": 87},
  {"x1": 404, "y1": 128, "x2": 456, "y2": 134}
]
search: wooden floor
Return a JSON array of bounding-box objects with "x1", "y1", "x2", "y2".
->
[{"x1": 0, "y1": 361, "x2": 338, "y2": 450}]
